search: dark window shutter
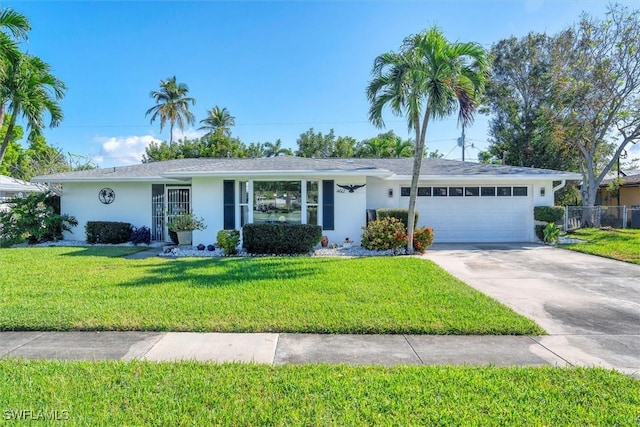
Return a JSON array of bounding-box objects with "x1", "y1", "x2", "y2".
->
[
  {"x1": 322, "y1": 180, "x2": 334, "y2": 230},
  {"x1": 223, "y1": 180, "x2": 235, "y2": 230}
]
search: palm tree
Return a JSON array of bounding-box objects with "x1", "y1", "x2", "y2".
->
[
  {"x1": 198, "y1": 105, "x2": 235, "y2": 137},
  {"x1": 0, "y1": 8, "x2": 30, "y2": 74},
  {"x1": 0, "y1": 8, "x2": 30, "y2": 151},
  {"x1": 263, "y1": 139, "x2": 292, "y2": 157},
  {"x1": 367, "y1": 27, "x2": 488, "y2": 252},
  {"x1": 146, "y1": 76, "x2": 195, "y2": 144},
  {"x1": 392, "y1": 138, "x2": 414, "y2": 158},
  {"x1": 0, "y1": 54, "x2": 66, "y2": 165}
]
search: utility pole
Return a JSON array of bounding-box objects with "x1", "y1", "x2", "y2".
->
[{"x1": 457, "y1": 123, "x2": 466, "y2": 161}]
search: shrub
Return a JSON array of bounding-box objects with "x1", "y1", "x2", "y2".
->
[
  {"x1": 130, "y1": 226, "x2": 151, "y2": 245},
  {"x1": 86, "y1": 221, "x2": 133, "y2": 244},
  {"x1": 216, "y1": 229, "x2": 240, "y2": 256},
  {"x1": 376, "y1": 208, "x2": 419, "y2": 228},
  {"x1": 242, "y1": 223, "x2": 322, "y2": 255},
  {"x1": 168, "y1": 212, "x2": 206, "y2": 232},
  {"x1": 534, "y1": 206, "x2": 565, "y2": 223},
  {"x1": 543, "y1": 223, "x2": 560, "y2": 244},
  {"x1": 535, "y1": 224, "x2": 545, "y2": 241},
  {"x1": 413, "y1": 227, "x2": 434, "y2": 254},
  {"x1": 361, "y1": 217, "x2": 407, "y2": 254},
  {"x1": 0, "y1": 192, "x2": 77, "y2": 246}
]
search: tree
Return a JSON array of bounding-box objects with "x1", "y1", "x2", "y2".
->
[
  {"x1": 482, "y1": 33, "x2": 579, "y2": 171},
  {"x1": 198, "y1": 105, "x2": 235, "y2": 137},
  {"x1": 295, "y1": 128, "x2": 356, "y2": 158},
  {"x1": 367, "y1": 27, "x2": 488, "y2": 253},
  {"x1": 245, "y1": 142, "x2": 266, "y2": 158},
  {"x1": 263, "y1": 139, "x2": 292, "y2": 157},
  {"x1": 356, "y1": 131, "x2": 414, "y2": 158},
  {"x1": 0, "y1": 54, "x2": 65, "y2": 166},
  {"x1": 548, "y1": 4, "x2": 640, "y2": 210},
  {"x1": 0, "y1": 8, "x2": 29, "y2": 82},
  {"x1": 145, "y1": 76, "x2": 195, "y2": 144},
  {"x1": 142, "y1": 134, "x2": 247, "y2": 162}
]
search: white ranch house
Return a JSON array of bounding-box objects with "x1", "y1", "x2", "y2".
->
[{"x1": 33, "y1": 156, "x2": 580, "y2": 244}]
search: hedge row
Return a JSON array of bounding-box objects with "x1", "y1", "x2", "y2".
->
[
  {"x1": 85, "y1": 221, "x2": 150, "y2": 244},
  {"x1": 242, "y1": 223, "x2": 322, "y2": 254}
]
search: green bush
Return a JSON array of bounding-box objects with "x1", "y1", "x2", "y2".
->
[
  {"x1": 376, "y1": 208, "x2": 419, "y2": 228},
  {"x1": 361, "y1": 217, "x2": 407, "y2": 254},
  {"x1": 413, "y1": 227, "x2": 434, "y2": 254},
  {"x1": 216, "y1": 229, "x2": 240, "y2": 256},
  {"x1": 534, "y1": 206, "x2": 565, "y2": 223},
  {"x1": 543, "y1": 223, "x2": 561, "y2": 244},
  {"x1": 242, "y1": 223, "x2": 322, "y2": 254},
  {"x1": 86, "y1": 221, "x2": 133, "y2": 244},
  {"x1": 0, "y1": 192, "x2": 77, "y2": 246},
  {"x1": 535, "y1": 224, "x2": 545, "y2": 241}
]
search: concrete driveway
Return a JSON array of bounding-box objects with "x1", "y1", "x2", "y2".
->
[{"x1": 424, "y1": 243, "x2": 640, "y2": 377}]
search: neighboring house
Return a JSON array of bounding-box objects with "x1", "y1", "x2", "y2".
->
[
  {"x1": 0, "y1": 175, "x2": 47, "y2": 212},
  {"x1": 598, "y1": 170, "x2": 640, "y2": 208},
  {"x1": 32, "y1": 156, "x2": 580, "y2": 244}
]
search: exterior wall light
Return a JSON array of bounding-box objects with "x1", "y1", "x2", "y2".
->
[
  {"x1": 388, "y1": 188, "x2": 393, "y2": 198},
  {"x1": 540, "y1": 187, "x2": 546, "y2": 197}
]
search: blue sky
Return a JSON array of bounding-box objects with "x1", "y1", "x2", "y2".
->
[{"x1": 6, "y1": 0, "x2": 633, "y2": 167}]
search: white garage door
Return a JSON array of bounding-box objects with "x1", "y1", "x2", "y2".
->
[{"x1": 411, "y1": 185, "x2": 533, "y2": 242}]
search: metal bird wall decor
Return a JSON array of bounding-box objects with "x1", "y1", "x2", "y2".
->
[{"x1": 337, "y1": 184, "x2": 366, "y2": 193}]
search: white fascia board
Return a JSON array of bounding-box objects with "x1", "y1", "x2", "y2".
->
[
  {"x1": 383, "y1": 173, "x2": 582, "y2": 181},
  {"x1": 162, "y1": 169, "x2": 393, "y2": 179},
  {"x1": 31, "y1": 176, "x2": 188, "y2": 183}
]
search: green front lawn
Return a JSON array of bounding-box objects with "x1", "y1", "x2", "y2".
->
[
  {"x1": 562, "y1": 228, "x2": 640, "y2": 264},
  {"x1": 2, "y1": 361, "x2": 638, "y2": 425},
  {"x1": 0, "y1": 247, "x2": 542, "y2": 334}
]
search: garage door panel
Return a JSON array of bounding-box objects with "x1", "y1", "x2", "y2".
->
[{"x1": 414, "y1": 190, "x2": 533, "y2": 243}]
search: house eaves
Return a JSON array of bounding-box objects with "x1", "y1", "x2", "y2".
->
[{"x1": 383, "y1": 172, "x2": 583, "y2": 181}]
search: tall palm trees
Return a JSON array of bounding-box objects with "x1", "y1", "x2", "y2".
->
[
  {"x1": 0, "y1": 55, "x2": 66, "y2": 162},
  {"x1": 146, "y1": 76, "x2": 195, "y2": 144},
  {"x1": 0, "y1": 8, "x2": 32, "y2": 165},
  {"x1": 367, "y1": 26, "x2": 488, "y2": 252},
  {"x1": 198, "y1": 105, "x2": 235, "y2": 137}
]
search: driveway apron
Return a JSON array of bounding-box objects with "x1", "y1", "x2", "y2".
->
[{"x1": 424, "y1": 243, "x2": 640, "y2": 377}]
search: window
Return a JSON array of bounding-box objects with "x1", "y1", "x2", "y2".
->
[
  {"x1": 307, "y1": 181, "x2": 318, "y2": 225},
  {"x1": 433, "y1": 187, "x2": 448, "y2": 197},
  {"x1": 401, "y1": 187, "x2": 431, "y2": 196},
  {"x1": 513, "y1": 186, "x2": 528, "y2": 196},
  {"x1": 465, "y1": 187, "x2": 480, "y2": 196},
  {"x1": 418, "y1": 187, "x2": 431, "y2": 197},
  {"x1": 239, "y1": 181, "x2": 249, "y2": 226},
  {"x1": 253, "y1": 181, "x2": 302, "y2": 224},
  {"x1": 497, "y1": 186, "x2": 512, "y2": 197},
  {"x1": 481, "y1": 186, "x2": 496, "y2": 197},
  {"x1": 449, "y1": 187, "x2": 464, "y2": 197}
]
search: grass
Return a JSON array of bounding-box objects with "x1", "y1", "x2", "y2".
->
[
  {"x1": 0, "y1": 247, "x2": 542, "y2": 334},
  {"x1": 562, "y1": 228, "x2": 640, "y2": 264},
  {"x1": 1, "y1": 361, "x2": 638, "y2": 425}
]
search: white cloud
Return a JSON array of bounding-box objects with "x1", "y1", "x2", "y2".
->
[
  {"x1": 93, "y1": 135, "x2": 161, "y2": 167},
  {"x1": 172, "y1": 127, "x2": 205, "y2": 141}
]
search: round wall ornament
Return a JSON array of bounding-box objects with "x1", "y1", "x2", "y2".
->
[{"x1": 98, "y1": 187, "x2": 115, "y2": 204}]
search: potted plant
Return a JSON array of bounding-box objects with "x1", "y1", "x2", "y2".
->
[
  {"x1": 168, "y1": 212, "x2": 206, "y2": 246},
  {"x1": 343, "y1": 237, "x2": 353, "y2": 249}
]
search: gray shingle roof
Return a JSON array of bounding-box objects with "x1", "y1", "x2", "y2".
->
[{"x1": 32, "y1": 156, "x2": 581, "y2": 182}]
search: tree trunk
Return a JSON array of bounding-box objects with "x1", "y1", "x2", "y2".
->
[
  {"x1": 406, "y1": 108, "x2": 431, "y2": 254},
  {"x1": 0, "y1": 107, "x2": 17, "y2": 166},
  {"x1": 169, "y1": 122, "x2": 174, "y2": 145}
]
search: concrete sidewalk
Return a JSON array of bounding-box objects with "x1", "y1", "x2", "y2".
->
[{"x1": 2, "y1": 331, "x2": 631, "y2": 373}]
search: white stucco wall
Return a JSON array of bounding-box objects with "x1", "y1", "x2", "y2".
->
[
  {"x1": 191, "y1": 177, "x2": 224, "y2": 245},
  {"x1": 61, "y1": 182, "x2": 153, "y2": 240}
]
